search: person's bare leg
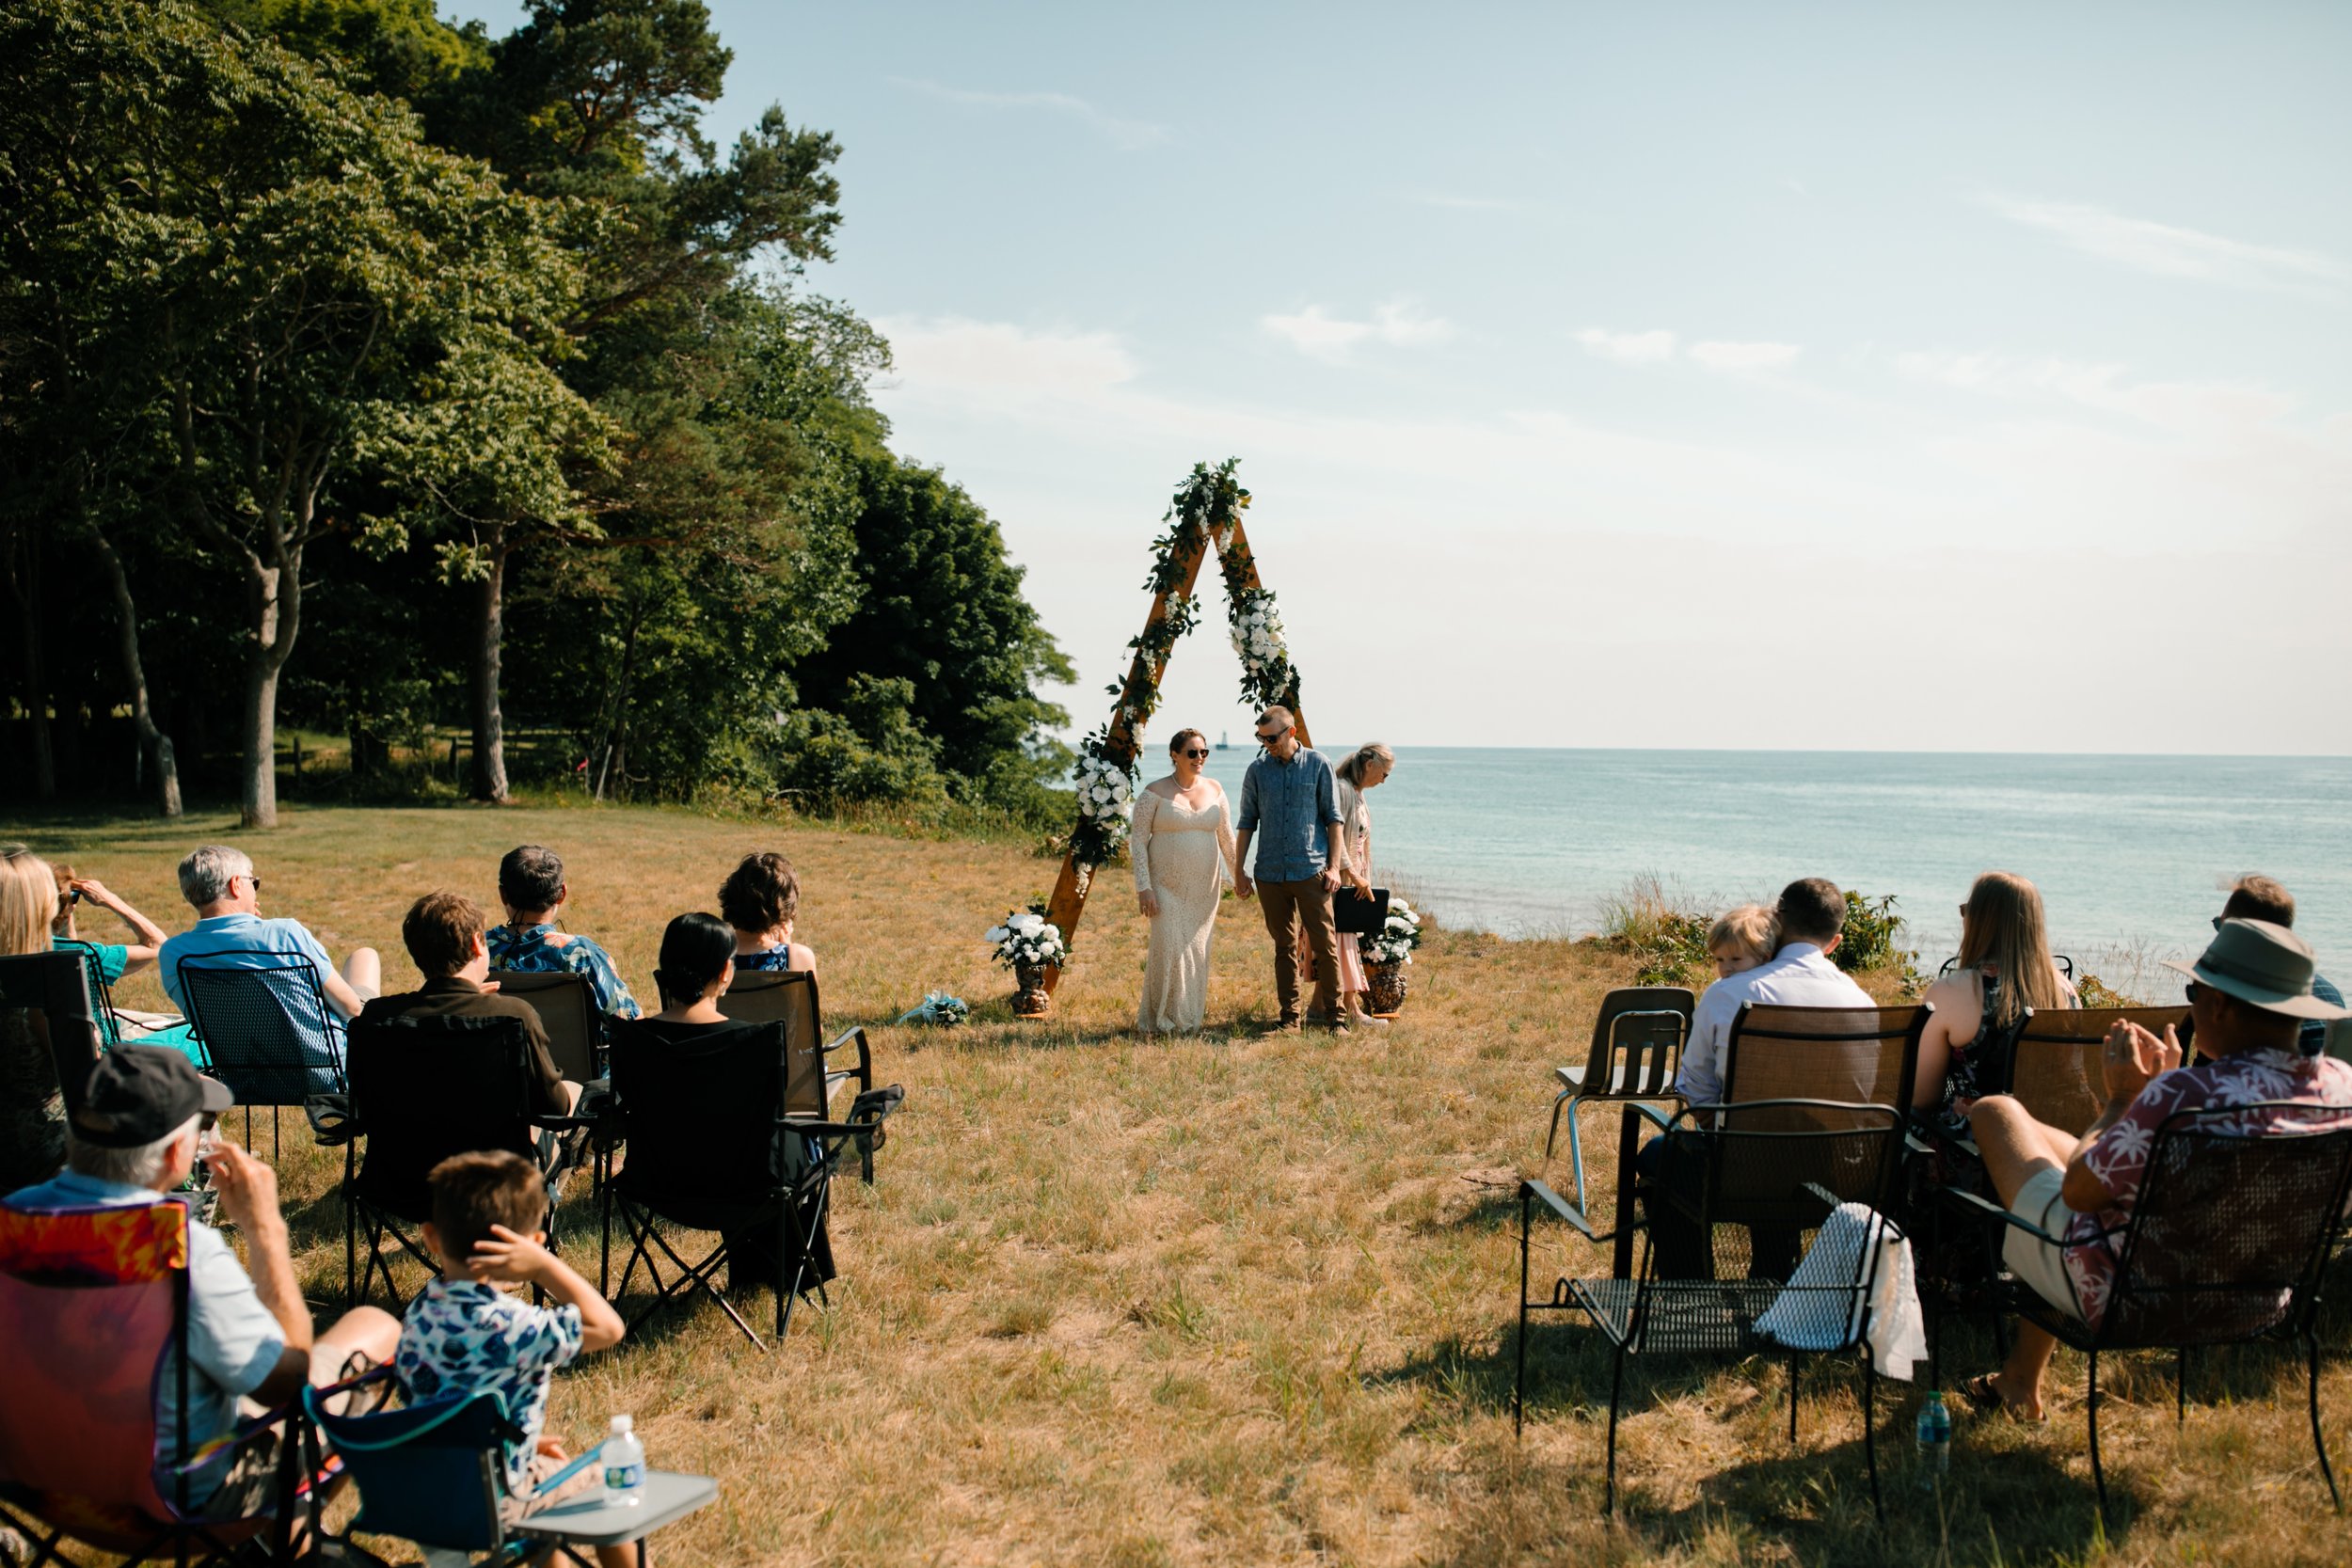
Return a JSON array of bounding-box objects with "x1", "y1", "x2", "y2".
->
[
  {"x1": 597, "y1": 1544, "x2": 645, "y2": 1568},
  {"x1": 1967, "y1": 1096, "x2": 2073, "y2": 1417},
  {"x1": 310, "y1": 1304, "x2": 402, "y2": 1407},
  {"x1": 341, "y1": 946, "x2": 382, "y2": 998}
]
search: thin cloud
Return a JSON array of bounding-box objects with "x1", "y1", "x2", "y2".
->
[
  {"x1": 1262, "y1": 302, "x2": 1453, "y2": 362},
  {"x1": 888, "y1": 76, "x2": 1172, "y2": 150},
  {"x1": 874, "y1": 316, "x2": 1136, "y2": 397},
  {"x1": 1983, "y1": 194, "x2": 2347, "y2": 295},
  {"x1": 1688, "y1": 340, "x2": 1802, "y2": 373},
  {"x1": 1573, "y1": 327, "x2": 1677, "y2": 366}
]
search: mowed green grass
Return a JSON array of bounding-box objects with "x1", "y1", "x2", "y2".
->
[{"x1": 17, "y1": 800, "x2": 2352, "y2": 1566}]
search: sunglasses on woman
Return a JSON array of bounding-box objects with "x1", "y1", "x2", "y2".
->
[{"x1": 1181, "y1": 748, "x2": 1209, "y2": 759}]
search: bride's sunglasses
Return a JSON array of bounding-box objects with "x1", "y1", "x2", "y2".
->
[{"x1": 1181, "y1": 747, "x2": 1210, "y2": 759}]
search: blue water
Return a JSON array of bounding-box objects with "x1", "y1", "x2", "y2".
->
[{"x1": 1189, "y1": 748, "x2": 2352, "y2": 976}]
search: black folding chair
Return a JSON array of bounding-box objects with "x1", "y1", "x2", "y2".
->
[
  {"x1": 598, "y1": 1016, "x2": 900, "y2": 1349},
  {"x1": 174, "y1": 955, "x2": 346, "y2": 1161},
  {"x1": 0, "y1": 949, "x2": 103, "y2": 1110},
  {"x1": 1948, "y1": 1102, "x2": 2352, "y2": 1523},
  {"x1": 310, "y1": 1013, "x2": 588, "y2": 1311},
  {"x1": 715, "y1": 968, "x2": 873, "y2": 1120},
  {"x1": 489, "y1": 969, "x2": 606, "y2": 1086},
  {"x1": 1517, "y1": 1097, "x2": 1909, "y2": 1514},
  {"x1": 1542, "y1": 986, "x2": 1692, "y2": 1212}
]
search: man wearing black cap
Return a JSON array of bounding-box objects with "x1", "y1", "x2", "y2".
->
[
  {"x1": 1958, "y1": 919, "x2": 2352, "y2": 1419},
  {"x1": 4, "y1": 1046, "x2": 399, "y2": 1513}
]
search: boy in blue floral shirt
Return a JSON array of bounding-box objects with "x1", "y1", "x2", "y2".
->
[
  {"x1": 397, "y1": 1151, "x2": 643, "y2": 1564},
  {"x1": 485, "y1": 845, "x2": 643, "y2": 1020}
]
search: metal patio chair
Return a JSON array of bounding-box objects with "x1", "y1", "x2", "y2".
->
[
  {"x1": 173, "y1": 955, "x2": 345, "y2": 1160},
  {"x1": 1947, "y1": 1101, "x2": 2352, "y2": 1523},
  {"x1": 1541, "y1": 986, "x2": 1693, "y2": 1212}
]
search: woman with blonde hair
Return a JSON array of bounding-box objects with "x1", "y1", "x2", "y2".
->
[
  {"x1": 1326, "y1": 742, "x2": 1396, "y2": 1029},
  {"x1": 1, "y1": 844, "x2": 71, "y2": 1189},
  {"x1": 1914, "y1": 870, "x2": 2077, "y2": 1137}
]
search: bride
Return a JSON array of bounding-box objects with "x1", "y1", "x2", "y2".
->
[{"x1": 1131, "y1": 727, "x2": 1240, "y2": 1035}]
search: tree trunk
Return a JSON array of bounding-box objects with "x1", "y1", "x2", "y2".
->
[
  {"x1": 239, "y1": 561, "x2": 285, "y2": 829},
  {"x1": 469, "y1": 528, "x2": 510, "y2": 802},
  {"x1": 90, "y1": 530, "x2": 183, "y2": 816},
  {"x1": 596, "y1": 616, "x2": 640, "y2": 802},
  {"x1": 2, "y1": 526, "x2": 56, "y2": 800}
]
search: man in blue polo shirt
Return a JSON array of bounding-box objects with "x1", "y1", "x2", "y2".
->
[
  {"x1": 156, "y1": 845, "x2": 380, "y2": 1089},
  {"x1": 1233, "y1": 705, "x2": 1351, "y2": 1034}
]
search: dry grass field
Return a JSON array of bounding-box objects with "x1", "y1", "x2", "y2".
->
[{"x1": 17, "y1": 800, "x2": 2352, "y2": 1566}]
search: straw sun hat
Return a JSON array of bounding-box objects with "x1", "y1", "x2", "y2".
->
[{"x1": 2162, "y1": 918, "x2": 2352, "y2": 1021}]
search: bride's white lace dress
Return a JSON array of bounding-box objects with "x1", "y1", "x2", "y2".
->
[{"x1": 1131, "y1": 786, "x2": 1239, "y2": 1033}]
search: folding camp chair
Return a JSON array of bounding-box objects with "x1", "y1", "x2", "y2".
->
[
  {"x1": 302, "y1": 1378, "x2": 717, "y2": 1567},
  {"x1": 310, "y1": 1013, "x2": 588, "y2": 1311},
  {"x1": 51, "y1": 939, "x2": 130, "y2": 1049},
  {"x1": 490, "y1": 970, "x2": 606, "y2": 1087},
  {"x1": 715, "y1": 968, "x2": 874, "y2": 1119},
  {"x1": 0, "y1": 1198, "x2": 329, "y2": 1565},
  {"x1": 0, "y1": 949, "x2": 104, "y2": 1112},
  {"x1": 598, "y1": 1017, "x2": 901, "y2": 1349},
  {"x1": 1947, "y1": 1103, "x2": 2352, "y2": 1522},
  {"x1": 1517, "y1": 1097, "x2": 1909, "y2": 1514},
  {"x1": 1541, "y1": 986, "x2": 1692, "y2": 1212},
  {"x1": 174, "y1": 956, "x2": 345, "y2": 1161}
]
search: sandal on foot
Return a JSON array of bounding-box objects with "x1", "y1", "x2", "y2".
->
[{"x1": 1959, "y1": 1373, "x2": 2044, "y2": 1423}]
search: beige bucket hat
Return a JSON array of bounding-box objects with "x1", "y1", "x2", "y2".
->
[{"x1": 2163, "y1": 918, "x2": 2352, "y2": 1021}]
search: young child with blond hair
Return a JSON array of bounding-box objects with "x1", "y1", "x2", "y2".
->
[{"x1": 1706, "y1": 904, "x2": 1780, "y2": 980}]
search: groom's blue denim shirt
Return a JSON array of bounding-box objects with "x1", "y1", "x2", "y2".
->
[{"x1": 1237, "y1": 746, "x2": 1341, "y2": 881}]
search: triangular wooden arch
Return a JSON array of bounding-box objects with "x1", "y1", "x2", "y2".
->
[{"x1": 1041, "y1": 460, "x2": 1307, "y2": 993}]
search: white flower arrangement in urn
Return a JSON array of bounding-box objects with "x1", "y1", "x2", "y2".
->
[
  {"x1": 987, "y1": 905, "x2": 1070, "y2": 1017},
  {"x1": 1359, "y1": 897, "x2": 1422, "y2": 1017}
]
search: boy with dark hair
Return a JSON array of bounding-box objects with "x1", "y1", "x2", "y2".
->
[
  {"x1": 486, "y1": 846, "x2": 641, "y2": 1020},
  {"x1": 399, "y1": 1150, "x2": 644, "y2": 1565},
  {"x1": 359, "y1": 892, "x2": 578, "y2": 1116},
  {"x1": 2217, "y1": 875, "x2": 2344, "y2": 1055}
]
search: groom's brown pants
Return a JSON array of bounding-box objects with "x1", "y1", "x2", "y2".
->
[{"x1": 1258, "y1": 877, "x2": 1341, "y2": 1023}]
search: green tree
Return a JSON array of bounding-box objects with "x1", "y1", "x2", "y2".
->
[
  {"x1": 793, "y1": 458, "x2": 1075, "y2": 806},
  {"x1": 0, "y1": 0, "x2": 597, "y2": 826}
]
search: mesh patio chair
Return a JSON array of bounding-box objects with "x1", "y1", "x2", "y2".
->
[
  {"x1": 301, "y1": 1375, "x2": 718, "y2": 1567},
  {"x1": 489, "y1": 969, "x2": 606, "y2": 1087},
  {"x1": 1541, "y1": 986, "x2": 1693, "y2": 1212},
  {"x1": 598, "y1": 1016, "x2": 901, "y2": 1349},
  {"x1": 1940, "y1": 954, "x2": 2076, "y2": 981},
  {"x1": 1516, "y1": 1098, "x2": 1909, "y2": 1514},
  {"x1": 51, "y1": 940, "x2": 127, "y2": 1049},
  {"x1": 1947, "y1": 1102, "x2": 2352, "y2": 1523},
  {"x1": 173, "y1": 955, "x2": 345, "y2": 1160},
  {"x1": 715, "y1": 968, "x2": 873, "y2": 1120},
  {"x1": 2008, "y1": 1006, "x2": 2193, "y2": 1137},
  {"x1": 0, "y1": 1198, "x2": 334, "y2": 1566},
  {"x1": 309, "y1": 1013, "x2": 588, "y2": 1311}
]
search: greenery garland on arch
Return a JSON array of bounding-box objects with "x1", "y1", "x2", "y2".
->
[{"x1": 1041, "y1": 459, "x2": 1311, "y2": 992}]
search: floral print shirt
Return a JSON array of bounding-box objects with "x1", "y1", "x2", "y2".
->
[
  {"x1": 396, "y1": 1278, "x2": 584, "y2": 1494},
  {"x1": 2064, "y1": 1047, "x2": 2352, "y2": 1325},
  {"x1": 486, "y1": 923, "x2": 642, "y2": 1019}
]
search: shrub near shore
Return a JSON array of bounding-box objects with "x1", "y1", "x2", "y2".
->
[{"x1": 17, "y1": 804, "x2": 2330, "y2": 1566}]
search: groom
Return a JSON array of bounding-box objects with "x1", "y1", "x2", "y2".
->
[{"x1": 1232, "y1": 705, "x2": 1348, "y2": 1033}]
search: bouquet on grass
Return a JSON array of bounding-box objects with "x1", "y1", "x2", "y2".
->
[
  {"x1": 1359, "y1": 897, "x2": 1422, "y2": 965},
  {"x1": 986, "y1": 906, "x2": 1070, "y2": 971},
  {"x1": 895, "y1": 991, "x2": 969, "y2": 1027}
]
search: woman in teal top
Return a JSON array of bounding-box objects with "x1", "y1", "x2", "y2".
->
[{"x1": 50, "y1": 868, "x2": 207, "y2": 1066}]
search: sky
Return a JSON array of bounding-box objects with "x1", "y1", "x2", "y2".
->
[{"x1": 459, "y1": 2, "x2": 2352, "y2": 753}]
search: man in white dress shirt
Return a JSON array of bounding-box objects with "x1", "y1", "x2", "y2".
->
[{"x1": 1636, "y1": 878, "x2": 1876, "y2": 1278}]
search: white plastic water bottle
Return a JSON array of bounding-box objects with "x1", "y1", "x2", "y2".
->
[
  {"x1": 1914, "y1": 1390, "x2": 1952, "y2": 1490},
  {"x1": 602, "y1": 1414, "x2": 645, "y2": 1505}
]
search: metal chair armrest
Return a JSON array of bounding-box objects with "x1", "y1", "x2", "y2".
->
[
  {"x1": 1521, "y1": 1177, "x2": 1598, "y2": 1240},
  {"x1": 1943, "y1": 1187, "x2": 2065, "y2": 1245},
  {"x1": 304, "y1": 1093, "x2": 359, "y2": 1147},
  {"x1": 1629, "y1": 1101, "x2": 1677, "y2": 1132},
  {"x1": 824, "y1": 1024, "x2": 874, "y2": 1096}
]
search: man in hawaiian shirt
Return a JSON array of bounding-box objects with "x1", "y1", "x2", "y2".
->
[
  {"x1": 485, "y1": 845, "x2": 641, "y2": 1020},
  {"x1": 1962, "y1": 918, "x2": 2352, "y2": 1419}
]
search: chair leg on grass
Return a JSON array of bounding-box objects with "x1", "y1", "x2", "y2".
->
[
  {"x1": 2087, "y1": 1350, "x2": 2108, "y2": 1528},
  {"x1": 1860, "y1": 1352, "x2": 1882, "y2": 1522},
  {"x1": 1514, "y1": 1186, "x2": 1532, "y2": 1437},
  {"x1": 1788, "y1": 1354, "x2": 1800, "y2": 1445},
  {"x1": 1565, "y1": 1100, "x2": 1587, "y2": 1212},
  {"x1": 1603, "y1": 1339, "x2": 1628, "y2": 1515},
  {"x1": 2310, "y1": 1330, "x2": 2342, "y2": 1511},
  {"x1": 1544, "y1": 1088, "x2": 1569, "y2": 1162}
]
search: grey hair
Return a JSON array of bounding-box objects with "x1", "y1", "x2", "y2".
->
[
  {"x1": 67, "y1": 1115, "x2": 201, "y2": 1189},
  {"x1": 178, "y1": 845, "x2": 254, "y2": 909},
  {"x1": 1335, "y1": 742, "x2": 1394, "y2": 787}
]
